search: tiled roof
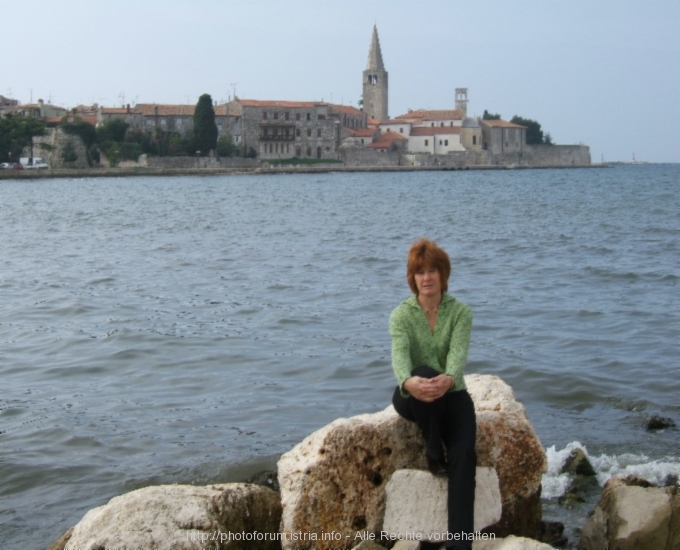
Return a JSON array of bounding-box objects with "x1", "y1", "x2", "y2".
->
[
  {"x1": 480, "y1": 119, "x2": 526, "y2": 129},
  {"x1": 236, "y1": 99, "x2": 323, "y2": 108},
  {"x1": 101, "y1": 107, "x2": 139, "y2": 115},
  {"x1": 395, "y1": 109, "x2": 464, "y2": 121},
  {"x1": 214, "y1": 105, "x2": 239, "y2": 116},
  {"x1": 378, "y1": 130, "x2": 408, "y2": 141},
  {"x1": 47, "y1": 116, "x2": 97, "y2": 126},
  {"x1": 380, "y1": 120, "x2": 412, "y2": 126},
  {"x1": 19, "y1": 103, "x2": 68, "y2": 111},
  {"x1": 331, "y1": 104, "x2": 364, "y2": 116},
  {"x1": 367, "y1": 117, "x2": 380, "y2": 126},
  {"x1": 410, "y1": 127, "x2": 461, "y2": 136},
  {"x1": 135, "y1": 104, "x2": 195, "y2": 116},
  {"x1": 345, "y1": 127, "x2": 377, "y2": 137},
  {"x1": 369, "y1": 131, "x2": 408, "y2": 148}
]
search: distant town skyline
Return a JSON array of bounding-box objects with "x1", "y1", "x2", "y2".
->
[{"x1": 4, "y1": 0, "x2": 678, "y2": 163}]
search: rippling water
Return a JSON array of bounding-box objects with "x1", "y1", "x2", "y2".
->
[{"x1": 1, "y1": 166, "x2": 678, "y2": 548}]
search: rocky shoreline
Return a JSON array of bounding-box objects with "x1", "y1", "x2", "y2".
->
[
  {"x1": 47, "y1": 374, "x2": 678, "y2": 550},
  {"x1": 0, "y1": 163, "x2": 607, "y2": 182}
]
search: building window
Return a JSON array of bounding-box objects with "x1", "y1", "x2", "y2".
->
[
  {"x1": 439, "y1": 140, "x2": 442, "y2": 145},
  {"x1": 274, "y1": 112, "x2": 279, "y2": 120},
  {"x1": 450, "y1": 122, "x2": 453, "y2": 126},
  {"x1": 473, "y1": 136, "x2": 477, "y2": 145},
  {"x1": 306, "y1": 113, "x2": 311, "y2": 120},
  {"x1": 263, "y1": 112, "x2": 267, "y2": 120},
  {"x1": 296, "y1": 113, "x2": 300, "y2": 121},
  {"x1": 317, "y1": 129, "x2": 321, "y2": 137},
  {"x1": 307, "y1": 129, "x2": 312, "y2": 137},
  {"x1": 296, "y1": 128, "x2": 300, "y2": 137},
  {"x1": 400, "y1": 128, "x2": 403, "y2": 133},
  {"x1": 361, "y1": 139, "x2": 364, "y2": 144},
  {"x1": 441, "y1": 122, "x2": 444, "y2": 127},
  {"x1": 284, "y1": 112, "x2": 289, "y2": 121},
  {"x1": 318, "y1": 114, "x2": 325, "y2": 120},
  {"x1": 317, "y1": 146, "x2": 322, "y2": 158},
  {"x1": 505, "y1": 142, "x2": 508, "y2": 147},
  {"x1": 445, "y1": 140, "x2": 448, "y2": 146},
  {"x1": 425, "y1": 139, "x2": 429, "y2": 146},
  {"x1": 431, "y1": 123, "x2": 434, "y2": 127},
  {"x1": 296, "y1": 147, "x2": 301, "y2": 156},
  {"x1": 306, "y1": 146, "x2": 311, "y2": 156}
]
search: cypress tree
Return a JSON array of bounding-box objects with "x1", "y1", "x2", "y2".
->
[{"x1": 193, "y1": 94, "x2": 218, "y2": 155}]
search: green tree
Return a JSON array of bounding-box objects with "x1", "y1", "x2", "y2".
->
[
  {"x1": 510, "y1": 115, "x2": 548, "y2": 145},
  {"x1": 97, "y1": 118, "x2": 129, "y2": 144},
  {"x1": 0, "y1": 114, "x2": 47, "y2": 161},
  {"x1": 483, "y1": 110, "x2": 501, "y2": 120},
  {"x1": 193, "y1": 94, "x2": 217, "y2": 155},
  {"x1": 61, "y1": 140, "x2": 79, "y2": 163},
  {"x1": 216, "y1": 135, "x2": 237, "y2": 157},
  {"x1": 61, "y1": 116, "x2": 99, "y2": 166},
  {"x1": 543, "y1": 132, "x2": 554, "y2": 145},
  {"x1": 62, "y1": 116, "x2": 98, "y2": 148}
]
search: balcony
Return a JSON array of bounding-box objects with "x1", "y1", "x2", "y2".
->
[
  {"x1": 260, "y1": 123, "x2": 296, "y2": 141},
  {"x1": 260, "y1": 132, "x2": 295, "y2": 141}
]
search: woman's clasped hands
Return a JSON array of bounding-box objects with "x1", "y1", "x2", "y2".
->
[{"x1": 403, "y1": 374, "x2": 454, "y2": 402}]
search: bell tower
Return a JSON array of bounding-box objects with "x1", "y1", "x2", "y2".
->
[
  {"x1": 362, "y1": 25, "x2": 388, "y2": 121},
  {"x1": 455, "y1": 88, "x2": 468, "y2": 115}
]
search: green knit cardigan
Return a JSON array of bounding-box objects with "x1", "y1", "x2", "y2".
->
[{"x1": 389, "y1": 292, "x2": 473, "y2": 397}]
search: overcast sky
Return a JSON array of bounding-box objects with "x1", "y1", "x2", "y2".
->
[{"x1": 4, "y1": 0, "x2": 678, "y2": 162}]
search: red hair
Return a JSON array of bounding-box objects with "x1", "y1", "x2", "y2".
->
[{"x1": 406, "y1": 238, "x2": 451, "y2": 295}]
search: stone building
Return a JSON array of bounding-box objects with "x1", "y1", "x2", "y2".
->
[
  {"x1": 363, "y1": 25, "x2": 388, "y2": 122},
  {"x1": 480, "y1": 119, "x2": 526, "y2": 154},
  {"x1": 460, "y1": 117, "x2": 482, "y2": 151},
  {"x1": 97, "y1": 103, "x2": 239, "y2": 143},
  {"x1": 17, "y1": 99, "x2": 68, "y2": 119},
  {"x1": 408, "y1": 127, "x2": 464, "y2": 154},
  {"x1": 225, "y1": 99, "x2": 367, "y2": 159},
  {"x1": 394, "y1": 109, "x2": 465, "y2": 129},
  {"x1": 367, "y1": 131, "x2": 407, "y2": 153}
]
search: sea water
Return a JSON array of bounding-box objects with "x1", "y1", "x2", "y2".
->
[{"x1": 1, "y1": 166, "x2": 678, "y2": 547}]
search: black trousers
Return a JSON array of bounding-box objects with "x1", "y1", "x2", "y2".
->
[{"x1": 392, "y1": 366, "x2": 477, "y2": 550}]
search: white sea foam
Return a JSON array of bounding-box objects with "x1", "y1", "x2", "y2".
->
[{"x1": 542, "y1": 441, "x2": 680, "y2": 500}]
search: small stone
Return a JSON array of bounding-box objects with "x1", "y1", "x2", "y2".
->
[
  {"x1": 246, "y1": 470, "x2": 280, "y2": 492},
  {"x1": 646, "y1": 414, "x2": 676, "y2": 430},
  {"x1": 662, "y1": 473, "x2": 678, "y2": 487},
  {"x1": 560, "y1": 448, "x2": 596, "y2": 476},
  {"x1": 391, "y1": 541, "x2": 420, "y2": 550},
  {"x1": 351, "y1": 541, "x2": 387, "y2": 550}
]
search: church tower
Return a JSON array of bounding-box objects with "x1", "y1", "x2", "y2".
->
[{"x1": 363, "y1": 25, "x2": 388, "y2": 122}]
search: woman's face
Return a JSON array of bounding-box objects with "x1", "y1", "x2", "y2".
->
[{"x1": 415, "y1": 266, "x2": 441, "y2": 297}]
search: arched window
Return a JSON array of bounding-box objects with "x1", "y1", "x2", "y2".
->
[{"x1": 473, "y1": 135, "x2": 477, "y2": 145}]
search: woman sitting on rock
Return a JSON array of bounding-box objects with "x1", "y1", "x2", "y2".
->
[{"x1": 390, "y1": 238, "x2": 477, "y2": 550}]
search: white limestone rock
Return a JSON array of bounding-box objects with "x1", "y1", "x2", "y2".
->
[
  {"x1": 472, "y1": 535, "x2": 555, "y2": 549},
  {"x1": 62, "y1": 483, "x2": 281, "y2": 550},
  {"x1": 578, "y1": 476, "x2": 679, "y2": 550},
  {"x1": 277, "y1": 374, "x2": 546, "y2": 549},
  {"x1": 391, "y1": 541, "x2": 420, "y2": 550},
  {"x1": 382, "y1": 468, "x2": 501, "y2": 540}
]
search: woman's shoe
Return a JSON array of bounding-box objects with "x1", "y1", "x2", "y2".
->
[{"x1": 426, "y1": 455, "x2": 448, "y2": 477}]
